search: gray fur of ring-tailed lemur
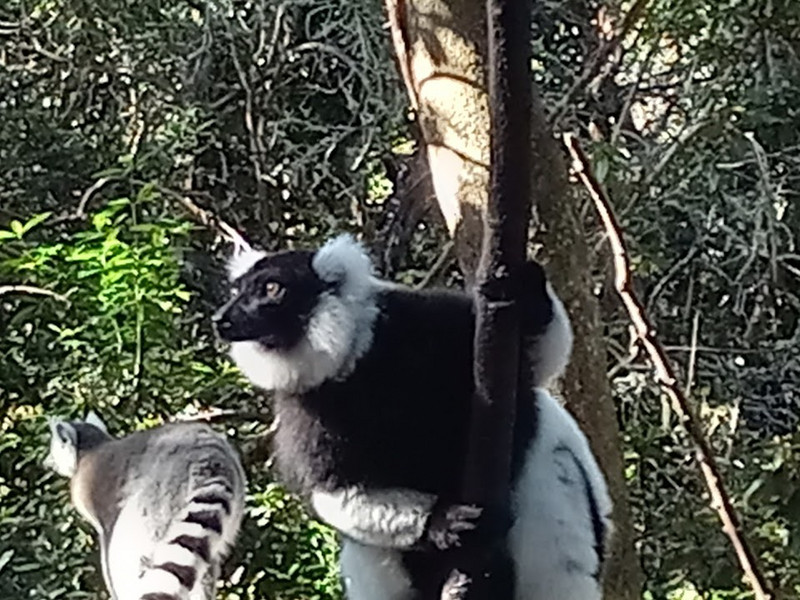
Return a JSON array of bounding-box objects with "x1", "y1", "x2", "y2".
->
[
  {"x1": 45, "y1": 412, "x2": 246, "y2": 600},
  {"x1": 214, "y1": 234, "x2": 612, "y2": 600}
]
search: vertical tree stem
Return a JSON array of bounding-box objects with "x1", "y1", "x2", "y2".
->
[{"x1": 442, "y1": 0, "x2": 533, "y2": 597}]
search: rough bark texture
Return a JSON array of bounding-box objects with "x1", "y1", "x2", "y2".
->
[
  {"x1": 383, "y1": 1, "x2": 643, "y2": 597},
  {"x1": 385, "y1": 0, "x2": 490, "y2": 286}
]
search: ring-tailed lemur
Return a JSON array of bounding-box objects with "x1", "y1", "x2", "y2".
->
[
  {"x1": 213, "y1": 234, "x2": 612, "y2": 600},
  {"x1": 45, "y1": 412, "x2": 246, "y2": 600}
]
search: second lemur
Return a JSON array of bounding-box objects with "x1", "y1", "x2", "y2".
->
[
  {"x1": 213, "y1": 234, "x2": 612, "y2": 600},
  {"x1": 45, "y1": 412, "x2": 246, "y2": 600}
]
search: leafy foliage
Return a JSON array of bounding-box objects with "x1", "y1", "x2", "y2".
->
[
  {"x1": 540, "y1": 0, "x2": 800, "y2": 596},
  {"x1": 0, "y1": 196, "x2": 341, "y2": 599},
  {"x1": 0, "y1": 0, "x2": 403, "y2": 597}
]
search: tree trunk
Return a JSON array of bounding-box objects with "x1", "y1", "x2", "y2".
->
[{"x1": 383, "y1": 1, "x2": 642, "y2": 597}]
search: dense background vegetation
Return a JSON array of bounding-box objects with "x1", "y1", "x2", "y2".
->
[{"x1": 1, "y1": 0, "x2": 798, "y2": 598}]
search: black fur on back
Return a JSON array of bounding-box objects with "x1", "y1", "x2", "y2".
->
[{"x1": 271, "y1": 284, "x2": 538, "y2": 500}]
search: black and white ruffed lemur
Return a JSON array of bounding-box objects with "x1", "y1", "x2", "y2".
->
[{"x1": 213, "y1": 234, "x2": 612, "y2": 599}]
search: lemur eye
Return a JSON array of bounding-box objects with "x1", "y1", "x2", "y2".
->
[{"x1": 264, "y1": 280, "x2": 285, "y2": 302}]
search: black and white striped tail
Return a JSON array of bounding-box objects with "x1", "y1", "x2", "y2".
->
[{"x1": 138, "y1": 478, "x2": 240, "y2": 600}]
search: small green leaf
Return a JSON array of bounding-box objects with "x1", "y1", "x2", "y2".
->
[
  {"x1": 10, "y1": 220, "x2": 24, "y2": 237},
  {"x1": 0, "y1": 549, "x2": 14, "y2": 573},
  {"x1": 21, "y1": 212, "x2": 52, "y2": 233},
  {"x1": 595, "y1": 156, "x2": 610, "y2": 183}
]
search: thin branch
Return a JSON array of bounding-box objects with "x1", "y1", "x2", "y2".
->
[
  {"x1": 242, "y1": 418, "x2": 281, "y2": 467},
  {"x1": 745, "y1": 132, "x2": 780, "y2": 282},
  {"x1": 384, "y1": 0, "x2": 420, "y2": 111},
  {"x1": 76, "y1": 177, "x2": 111, "y2": 217},
  {"x1": 663, "y1": 345, "x2": 765, "y2": 355},
  {"x1": 132, "y1": 179, "x2": 251, "y2": 251},
  {"x1": 51, "y1": 176, "x2": 113, "y2": 224},
  {"x1": 172, "y1": 408, "x2": 274, "y2": 424},
  {"x1": 685, "y1": 311, "x2": 700, "y2": 397},
  {"x1": 416, "y1": 241, "x2": 455, "y2": 289},
  {"x1": 0, "y1": 284, "x2": 71, "y2": 303},
  {"x1": 563, "y1": 132, "x2": 773, "y2": 600},
  {"x1": 645, "y1": 245, "x2": 700, "y2": 313},
  {"x1": 551, "y1": 0, "x2": 650, "y2": 127}
]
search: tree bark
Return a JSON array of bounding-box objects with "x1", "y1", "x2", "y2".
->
[{"x1": 383, "y1": 1, "x2": 643, "y2": 597}]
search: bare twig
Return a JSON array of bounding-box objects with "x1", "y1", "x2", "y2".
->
[
  {"x1": 132, "y1": 180, "x2": 251, "y2": 251},
  {"x1": 0, "y1": 284, "x2": 71, "y2": 303},
  {"x1": 384, "y1": 0, "x2": 420, "y2": 110},
  {"x1": 563, "y1": 132, "x2": 773, "y2": 600},
  {"x1": 50, "y1": 176, "x2": 114, "y2": 224},
  {"x1": 685, "y1": 311, "x2": 700, "y2": 397},
  {"x1": 76, "y1": 177, "x2": 112, "y2": 217},
  {"x1": 552, "y1": 0, "x2": 650, "y2": 127},
  {"x1": 172, "y1": 408, "x2": 274, "y2": 424},
  {"x1": 415, "y1": 241, "x2": 455, "y2": 289},
  {"x1": 242, "y1": 418, "x2": 281, "y2": 467},
  {"x1": 645, "y1": 245, "x2": 699, "y2": 313},
  {"x1": 745, "y1": 132, "x2": 780, "y2": 282}
]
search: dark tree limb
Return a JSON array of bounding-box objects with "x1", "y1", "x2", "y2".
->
[
  {"x1": 372, "y1": 150, "x2": 437, "y2": 278},
  {"x1": 441, "y1": 0, "x2": 532, "y2": 597},
  {"x1": 564, "y1": 132, "x2": 774, "y2": 600}
]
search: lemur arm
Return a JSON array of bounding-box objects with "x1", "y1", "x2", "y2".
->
[{"x1": 311, "y1": 487, "x2": 437, "y2": 549}]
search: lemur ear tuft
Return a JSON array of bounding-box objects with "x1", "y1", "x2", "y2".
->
[
  {"x1": 227, "y1": 246, "x2": 268, "y2": 281},
  {"x1": 311, "y1": 234, "x2": 374, "y2": 297},
  {"x1": 51, "y1": 420, "x2": 77, "y2": 446},
  {"x1": 85, "y1": 410, "x2": 108, "y2": 433}
]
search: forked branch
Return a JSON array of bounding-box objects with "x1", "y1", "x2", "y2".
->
[{"x1": 563, "y1": 132, "x2": 773, "y2": 600}]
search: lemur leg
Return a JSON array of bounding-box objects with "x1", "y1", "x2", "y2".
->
[
  {"x1": 509, "y1": 391, "x2": 612, "y2": 600},
  {"x1": 518, "y1": 261, "x2": 574, "y2": 387},
  {"x1": 339, "y1": 539, "x2": 416, "y2": 600}
]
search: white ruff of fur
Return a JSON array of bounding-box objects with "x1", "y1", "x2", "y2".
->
[
  {"x1": 227, "y1": 247, "x2": 267, "y2": 280},
  {"x1": 230, "y1": 234, "x2": 379, "y2": 393}
]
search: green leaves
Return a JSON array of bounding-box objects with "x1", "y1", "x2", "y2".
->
[{"x1": 0, "y1": 213, "x2": 52, "y2": 241}]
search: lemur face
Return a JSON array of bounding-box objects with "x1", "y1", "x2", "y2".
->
[
  {"x1": 45, "y1": 414, "x2": 111, "y2": 477},
  {"x1": 213, "y1": 250, "x2": 330, "y2": 351}
]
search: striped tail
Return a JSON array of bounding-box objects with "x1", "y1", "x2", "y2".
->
[{"x1": 138, "y1": 477, "x2": 242, "y2": 600}]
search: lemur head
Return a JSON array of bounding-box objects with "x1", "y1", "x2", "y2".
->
[
  {"x1": 45, "y1": 411, "x2": 111, "y2": 478},
  {"x1": 213, "y1": 234, "x2": 379, "y2": 393}
]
